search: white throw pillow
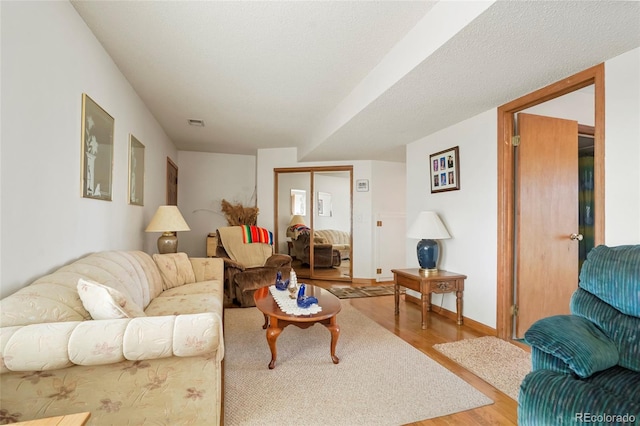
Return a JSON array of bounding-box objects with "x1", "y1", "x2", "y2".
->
[{"x1": 77, "y1": 278, "x2": 146, "y2": 320}]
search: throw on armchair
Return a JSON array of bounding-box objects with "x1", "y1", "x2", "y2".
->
[
  {"x1": 216, "y1": 226, "x2": 292, "y2": 307},
  {"x1": 519, "y1": 245, "x2": 640, "y2": 425}
]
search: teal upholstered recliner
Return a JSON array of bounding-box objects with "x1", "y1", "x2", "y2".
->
[{"x1": 519, "y1": 245, "x2": 640, "y2": 425}]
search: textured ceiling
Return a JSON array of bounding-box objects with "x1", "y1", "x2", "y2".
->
[{"x1": 71, "y1": 1, "x2": 640, "y2": 163}]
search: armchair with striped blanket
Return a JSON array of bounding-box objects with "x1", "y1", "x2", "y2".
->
[{"x1": 216, "y1": 226, "x2": 292, "y2": 307}]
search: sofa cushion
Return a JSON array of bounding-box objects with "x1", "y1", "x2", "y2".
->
[
  {"x1": 144, "y1": 294, "x2": 223, "y2": 317},
  {"x1": 153, "y1": 253, "x2": 196, "y2": 290},
  {"x1": 77, "y1": 279, "x2": 146, "y2": 320},
  {"x1": 579, "y1": 244, "x2": 640, "y2": 316},
  {"x1": 525, "y1": 315, "x2": 618, "y2": 378},
  {"x1": 157, "y1": 281, "x2": 223, "y2": 298},
  {"x1": 571, "y1": 288, "x2": 640, "y2": 372}
]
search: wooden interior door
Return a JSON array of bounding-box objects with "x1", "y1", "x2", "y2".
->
[
  {"x1": 515, "y1": 113, "x2": 580, "y2": 338},
  {"x1": 166, "y1": 157, "x2": 178, "y2": 206}
]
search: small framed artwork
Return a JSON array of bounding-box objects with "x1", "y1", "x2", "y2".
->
[
  {"x1": 128, "y1": 134, "x2": 145, "y2": 206},
  {"x1": 291, "y1": 189, "x2": 306, "y2": 216},
  {"x1": 356, "y1": 179, "x2": 369, "y2": 192},
  {"x1": 317, "y1": 192, "x2": 332, "y2": 217},
  {"x1": 81, "y1": 93, "x2": 114, "y2": 200},
  {"x1": 429, "y1": 146, "x2": 460, "y2": 193}
]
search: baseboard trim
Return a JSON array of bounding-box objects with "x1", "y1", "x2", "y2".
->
[
  {"x1": 405, "y1": 294, "x2": 496, "y2": 336},
  {"x1": 351, "y1": 278, "x2": 394, "y2": 285}
]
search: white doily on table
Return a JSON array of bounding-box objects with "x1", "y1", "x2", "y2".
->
[{"x1": 269, "y1": 285, "x2": 322, "y2": 315}]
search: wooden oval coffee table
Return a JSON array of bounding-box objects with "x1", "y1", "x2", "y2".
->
[{"x1": 254, "y1": 285, "x2": 341, "y2": 369}]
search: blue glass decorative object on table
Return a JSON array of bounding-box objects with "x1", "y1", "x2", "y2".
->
[
  {"x1": 275, "y1": 271, "x2": 290, "y2": 291},
  {"x1": 296, "y1": 283, "x2": 318, "y2": 308}
]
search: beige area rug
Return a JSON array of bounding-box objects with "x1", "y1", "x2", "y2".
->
[
  {"x1": 224, "y1": 302, "x2": 493, "y2": 425},
  {"x1": 433, "y1": 336, "x2": 531, "y2": 401}
]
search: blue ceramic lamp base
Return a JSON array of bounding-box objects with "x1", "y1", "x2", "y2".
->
[{"x1": 417, "y1": 239, "x2": 440, "y2": 274}]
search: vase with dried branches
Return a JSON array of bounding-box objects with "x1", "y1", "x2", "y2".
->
[{"x1": 221, "y1": 199, "x2": 259, "y2": 226}]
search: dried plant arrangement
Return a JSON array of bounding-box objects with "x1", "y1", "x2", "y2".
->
[{"x1": 220, "y1": 199, "x2": 259, "y2": 226}]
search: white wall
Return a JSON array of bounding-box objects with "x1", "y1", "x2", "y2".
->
[
  {"x1": 406, "y1": 109, "x2": 498, "y2": 327},
  {"x1": 604, "y1": 48, "x2": 640, "y2": 244},
  {"x1": 176, "y1": 151, "x2": 257, "y2": 258},
  {"x1": 522, "y1": 89, "x2": 594, "y2": 125},
  {"x1": 0, "y1": 2, "x2": 177, "y2": 298}
]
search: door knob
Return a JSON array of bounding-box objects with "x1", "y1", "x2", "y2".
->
[{"x1": 570, "y1": 233, "x2": 583, "y2": 241}]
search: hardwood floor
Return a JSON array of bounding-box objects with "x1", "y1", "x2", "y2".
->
[{"x1": 308, "y1": 279, "x2": 518, "y2": 426}]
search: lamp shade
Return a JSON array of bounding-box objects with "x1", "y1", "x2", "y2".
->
[
  {"x1": 408, "y1": 211, "x2": 451, "y2": 240},
  {"x1": 288, "y1": 215, "x2": 306, "y2": 227},
  {"x1": 145, "y1": 206, "x2": 191, "y2": 233},
  {"x1": 287, "y1": 214, "x2": 307, "y2": 238}
]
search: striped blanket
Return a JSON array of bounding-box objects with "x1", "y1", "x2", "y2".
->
[{"x1": 241, "y1": 225, "x2": 274, "y2": 245}]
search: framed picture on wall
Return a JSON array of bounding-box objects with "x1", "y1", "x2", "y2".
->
[
  {"x1": 429, "y1": 146, "x2": 460, "y2": 193},
  {"x1": 317, "y1": 192, "x2": 332, "y2": 217},
  {"x1": 356, "y1": 179, "x2": 369, "y2": 192},
  {"x1": 81, "y1": 93, "x2": 114, "y2": 200},
  {"x1": 128, "y1": 134, "x2": 145, "y2": 206},
  {"x1": 291, "y1": 189, "x2": 306, "y2": 216}
]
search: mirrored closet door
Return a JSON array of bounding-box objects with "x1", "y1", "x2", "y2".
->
[{"x1": 275, "y1": 166, "x2": 353, "y2": 281}]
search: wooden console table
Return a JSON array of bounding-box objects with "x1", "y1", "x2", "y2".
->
[{"x1": 392, "y1": 269, "x2": 466, "y2": 330}]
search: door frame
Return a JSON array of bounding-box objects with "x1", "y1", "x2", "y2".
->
[
  {"x1": 496, "y1": 63, "x2": 605, "y2": 341},
  {"x1": 274, "y1": 165, "x2": 353, "y2": 281},
  {"x1": 166, "y1": 157, "x2": 178, "y2": 205}
]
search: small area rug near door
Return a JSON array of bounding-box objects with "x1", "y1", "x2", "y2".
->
[
  {"x1": 224, "y1": 302, "x2": 493, "y2": 425},
  {"x1": 433, "y1": 336, "x2": 531, "y2": 401},
  {"x1": 325, "y1": 285, "x2": 399, "y2": 299}
]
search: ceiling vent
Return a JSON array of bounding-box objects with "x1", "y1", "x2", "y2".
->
[{"x1": 188, "y1": 119, "x2": 205, "y2": 127}]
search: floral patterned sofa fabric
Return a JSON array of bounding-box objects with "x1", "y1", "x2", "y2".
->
[{"x1": 0, "y1": 250, "x2": 225, "y2": 425}]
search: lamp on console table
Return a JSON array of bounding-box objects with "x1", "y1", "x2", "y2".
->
[
  {"x1": 408, "y1": 211, "x2": 451, "y2": 275},
  {"x1": 286, "y1": 214, "x2": 306, "y2": 238},
  {"x1": 145, "y1": 205, "x2": 191, "y2": 254}
]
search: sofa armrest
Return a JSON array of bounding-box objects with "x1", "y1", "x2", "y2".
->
[
  {"x1": 525, "y1": 315, "x2": 619, "y2": 378},
  {"x1": 221, "y1": 257, "x2": 245, "y2": 271},
  {"x1": 1, "y1": 313, "x2": 223, "y2": 373},
  {"x1": 190, "y1": 257, "x2": 224, "y2": 282},
  {"x1": 264, "y1": 254, "x2": 292, "y2": 268}
]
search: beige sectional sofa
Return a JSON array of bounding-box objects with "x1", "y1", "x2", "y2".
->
[
  {"x1": 0, "y1": 250, "x2": 225, "y2": 425},
  {"x1": 314, "y1": 229, "x2": 351, "y2": 260}
]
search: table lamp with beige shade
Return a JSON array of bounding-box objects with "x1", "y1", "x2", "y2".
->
[
  {"x1": 408, "y1": 211, "x2": 451, "y2": 275},
  {"x1": 286, "y1": 214, "x2": 306, "y2": 238},
  {"x1": 145, "y1": 205, "x2": 191, "y2": 254}
]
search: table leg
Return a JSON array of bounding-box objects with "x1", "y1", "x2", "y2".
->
[
  {"x1": 394, "y1": 282, "x2": 400, "y2": 315},
  {"x1": 456, "y1": 289, "x2": 464, "y2": 325},
  {"x1": 326, "y1": 317, "x2": 340, "y2": 364},
  {"x1": 421, "y1": 290, "x2": 428, "y2": 330},
  {"x1": 261, "y1": 313, "x2": 269, "y2": 330},
  {"x1": 266, "y1": 317, "x2": 282, "y2": 369}
]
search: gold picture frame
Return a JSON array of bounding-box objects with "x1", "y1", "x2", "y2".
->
[
  {"x1": 81, "y1": 93, "x2": 114, "y2": 200},
  {"x1": 128, "y1": 134, "x2": 145, "y2": 206}
]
